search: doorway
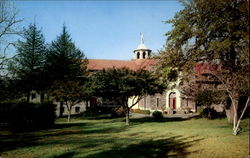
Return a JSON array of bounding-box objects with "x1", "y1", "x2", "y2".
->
[{"x1": 169, "y1": 92, "x2": 176, "y2": 109}]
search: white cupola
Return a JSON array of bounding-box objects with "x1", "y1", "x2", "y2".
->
[{"x1": 134, "y1": 33, "x2": 152, "y2": 60}]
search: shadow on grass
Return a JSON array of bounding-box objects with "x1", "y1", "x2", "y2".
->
[
  {"x1": 53, "y1": 122, "x2": 87, "y2": 129},
  {"x1": 52, "y1": 151, "x2": 76, "y2": 158},
  {"x1": 83, "y1": 135, "x2": 203, "y2": 158},
  {"x1": 0, "y1": 120, "x2": 126, "y2": 153},
  {"x1": 130, "y1": 117, "x2": 186, "y2": 123},
  {"x1": 129, "y1": 114, "x2": 201, "y2": 124}
]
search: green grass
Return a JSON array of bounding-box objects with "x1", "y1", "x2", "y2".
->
[{"x1": 0, "y1": 116, "x2": 249, "y2": 158}]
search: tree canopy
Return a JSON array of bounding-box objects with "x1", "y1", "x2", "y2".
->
[
  {"x1": 9, "y1": 23, "x2": 47, "y2": 101},
  {"x1": 92, "y1": 68, "x2": 165, "y2": 125},
  {"x1": 160, "y1": 0, "x2": 249, "y2": 135},
  {"x1": 45, "y1": 25, "x2": 88, "y2": 82},
  {"x1": 45, "y1": 25, "x2": 89, "y2": 119}
]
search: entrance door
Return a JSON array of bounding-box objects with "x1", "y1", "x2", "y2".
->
[{"x1": 169, "y1": 92, "x2": 176, "y2": 109}]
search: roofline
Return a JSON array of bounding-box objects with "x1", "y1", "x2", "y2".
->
[{"x1": 133, "y1": 49, "x2": 152, "y2": 52}]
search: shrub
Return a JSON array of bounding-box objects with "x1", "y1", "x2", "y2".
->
[
  {"x1": 152, "y1": 111, "x2": 163, "y2": 120},
  {"x1": 0, "y1": 101, "x2": 56, "y2": 131},
  {"x1": 111, "y1": 107, "x2": 126, "y2": 118},
  {"x1": 200, "y1": 107, "x2": 222, "y2": 119},
  {"x1": 131, "y1": 109, "x2": 150, "y2": 115}
]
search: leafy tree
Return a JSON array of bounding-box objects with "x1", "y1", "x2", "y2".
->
[
  {"x1": 9, "y1": 23, "x2": 46, "y2": 101},
  {"x1": 160, "y1": 0, "x2": 249, "y2": 135},
  {"x1": 50, "y1": 79, "x2": 91, "y2": 122},
  {"x1": 45, "y1": 25, "x2": 88, "y2": 117},
  {"x1": 92, "y1": 68, "x2": 165, "y2": 125}
]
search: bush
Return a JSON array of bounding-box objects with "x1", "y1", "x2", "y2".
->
[
  {"x1": 152, "y1": 111, "x2": 163, "y2": 120},
  {"x1": 111, "y1": 107, "x2": 126, "y2": 118},
  {"x1": 200, "y1": 107, "x2": 223, "y2": 119},
  {"x1": 131, "y1": 109, "x2": 150, "y2": 115},
  {"x1": 0, "y1": 101, "x2": 56, "y2": 131}
]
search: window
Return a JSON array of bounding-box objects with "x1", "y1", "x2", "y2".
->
[
  {"x1": 156, "y1": 98, "x2": 160, "y2": 107},
  {"x1": 137, "y1": 52, "x2": 140, "y2": 59},
  {"x1": 31, "y1": 93, "x2": 36, "y2": 100},
  {"x1": 143, "y1": 52, "x2": 146, "y2": 59},
  {"x1": 75, "y1": 107, "x2": 80, "y2": 113}
]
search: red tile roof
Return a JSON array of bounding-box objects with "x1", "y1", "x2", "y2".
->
[
  {"x1": 87, "y1": 59, "x2": 158, "y2": 71},
  {"x1": 194, "y1": 62, "x2": 221, "y2": 75}
]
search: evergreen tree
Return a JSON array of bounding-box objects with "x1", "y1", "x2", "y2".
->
[
  {"x1": 10, "y1": 23, "x2": 47, "y2": 101},
  {"x1": 45, "y1": 25, "x2": 88, "y2": 117},
  {"x1": 45, "y1": 25, "x2": 87, "y2": 81}
]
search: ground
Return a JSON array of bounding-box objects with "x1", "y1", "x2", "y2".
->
[{"x1": 0, "y1": 115, "x2": 249, "y2": 158}]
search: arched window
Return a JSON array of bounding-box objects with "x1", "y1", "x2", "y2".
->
[
  {"x1": 137, "y1": 52, "x2": 140, "y2": 59},
  {"x1": 143, "y1": 52, "x2": 146, "y2": 59}
]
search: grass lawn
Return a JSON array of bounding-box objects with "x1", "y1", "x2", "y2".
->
[{"x1": 0, "y1": 115, "x2": 249, "y2": 158}]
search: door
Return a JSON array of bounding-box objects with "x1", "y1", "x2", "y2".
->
[{"x1": 169, "y1": 92, "x2": 176, "y2": 109}]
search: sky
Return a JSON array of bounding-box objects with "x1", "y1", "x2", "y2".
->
[{"x1": 14, "y1": 1, "x2": 183, "y2": 60}]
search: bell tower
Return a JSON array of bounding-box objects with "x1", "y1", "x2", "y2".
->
[{"x1": 134, "y1": 33, "x2": 152, "y2": 60}]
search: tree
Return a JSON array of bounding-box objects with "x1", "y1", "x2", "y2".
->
[
  {"x1": 45, "y1": 25, "x2": 88, "y2": 117},
  {"x1": 160, "y1": 0, "x2": 249, "y2": 135},
  {"x1": 9, "y1": 23, "x2": 47, "y2": 101},
  {"x1": 50, "y1": 79, "x2": 91, "y2": 122},
  {"x1": 92, "y1": 68, "x2": 165, "y2": 125},
  {"x1": 0, "y1": 0, "x2": 22, "y2": 76},
  {"x1": 45, "y1": 25, "x2": 87, "y2": 82}
]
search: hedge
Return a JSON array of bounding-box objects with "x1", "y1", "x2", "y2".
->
[{"x1": 0, "y1": 101, "x2": 56, "y2": 131}]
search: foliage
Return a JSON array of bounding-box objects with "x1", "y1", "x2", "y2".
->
[
  {"x1": 152, "y1": 111, "x2": 163, "y2": 120},
  {"x1": 200, "y1": 108, "x2": 218, "y2": 120},
  {"x1": 45, "y1": 25, "x2": 88, "y2": 82},
  {"x1": 195, "y1": 90, "x2": 227, "y2": 107},
  {"x1": 0, "y1": 101, "x2": 56, "y2": 131},
  {"x1": 160, "y1": 0, "x2": 249, "y2": 135},
  {"x1": 50, "y1": 79, "x2": 90, "y2": 122},
  {"x1": 111, "y1": 107, "x2": 126, "y2": 118},
  {"x1": 9, "y1": 23, "x2": 47, "y2": 101},
  {"x1": 131, "y1": 109, "x2": 151, "y2": 115},
  {"x1": 92, "y1": 68, "x2": 165, "y2": 125},
  {"x1": 45, "y1": 25, "x2": 89, "y2": 122}
]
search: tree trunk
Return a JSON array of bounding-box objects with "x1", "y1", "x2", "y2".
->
[
  {"x1": 231, "y1": 97, "x2": 239, "y2": 135},
  {"x1": 59, "y1": 102, "x2": 63, "y2": 117},
  {"x1": 67, "y1": 108, "x2": 71, "y2": 122},
  {"x1": 225, "y1": 105, "x2": 234, "y2": 123},
  {"x1": 234, "y1": 97, "x2": 249, "y2": 135},
  {"x1": 125, "y1": 108, "x2": 130, "y2": 126},
  {"x1": 27, "y1": 91, "x2": 30, "y2": 102}
]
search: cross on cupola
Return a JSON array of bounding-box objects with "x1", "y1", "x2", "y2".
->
[{"x1": 134, "y1": 33, "x2": 152, "y2": 60}]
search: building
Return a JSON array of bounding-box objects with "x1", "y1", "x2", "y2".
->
[
  {"x1": 87, "y1": 34, "x2": 196, "y2": 114},
  {"x1": 29, "y1": 34, "x2": 196, "y2": 116}
]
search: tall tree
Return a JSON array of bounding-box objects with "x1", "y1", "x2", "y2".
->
[
  {"x1": 45, "y1": 25, "x2": 87, "y2": 82},
  {"x1": 160, "y1": 0, "x2": 249, "y2": 135},
  {"x1": 45, "y1": 25, "x2": 88, "y2": 117},
  {"x1": 9, "y1": 23, "x2": 47, "y2": 101},
  {"x1": 93, "y1": 68, "x2": 165, "y2": 125}
]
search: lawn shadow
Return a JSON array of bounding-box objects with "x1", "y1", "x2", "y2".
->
[
  {"x1": 53, "y1": 122, "x2": 88, "y2": 129},
  {"x1": 0, "y1": 120, "x2": 126, "y2": 153},
  {"x1": 83, "y1": 135, "x2": 203, "y2": 158},
  {"x1": 130, "y1": 117, "x2": 187, "y2": 123},
  {"x1": 52, "y1": 151, "x2": 76, "y2": 158}
]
